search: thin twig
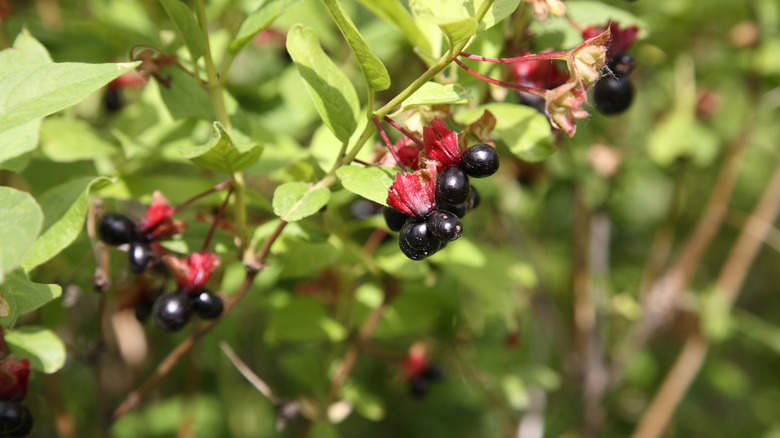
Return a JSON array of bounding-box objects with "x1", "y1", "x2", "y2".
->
[
  {"x1": 632, "y1": 157, "x2": 780, "y2": 438},
  {"x1": 219, "y1": 340, "x2": 278, "y2": 403},
  {"x1": 173, "y1": 180, "x2": 232, "y2": 215},
  {"x1": 202, "y1": 186, "x2": 233, "y2": 252},
  {"x1": 373, "y1": 115, "x2": 408, "y2": 174},
  {"x1": 383, "y1": 115, "x2": 424, "y2": 148}
]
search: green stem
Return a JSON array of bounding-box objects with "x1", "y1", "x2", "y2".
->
[{"x1": 195, "y1": 0, "x2": 248, "y2": 258}]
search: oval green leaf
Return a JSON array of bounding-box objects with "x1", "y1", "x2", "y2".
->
[
  {"x1": 6, "y1": 326, "x2": 67, "y2": 374},
  {"x1": 229, "y1": 0, "x2": 302, "y2": 55},
  {"x1": 402, "y1": 82, "x2": 472, "y2": 110},
  {"x1": 322, "y1": 0, "x2": 391, "y2": 91},
  {"x1": 180, "y1": 122, "x2": 263, "y2": 174},
  {"x1": 0, "y1": 187, "x2": 43, "y2": 282},
  {"x1": 160, "y1": 0, "x2": 205, "y2": 61},
  {"x1": 335, "y1": 165, "x2": 394, "y2": 206},
  {"x1": 0, "y1": 270, "x2": 62, "y2": 328},
  {"x1": 272, "y1": 181, "x2": 331, "y2": 222},
  {"x1": 285, "y1": 25, "x2": 360, "y2": 142},
  {"x1": 22, "y1": 176, "x2": 112, "y2": 271}
]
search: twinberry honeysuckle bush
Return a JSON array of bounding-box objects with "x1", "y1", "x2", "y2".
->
[{"x1": 2, "y1": 1, "x2": 777, "y2": 437}]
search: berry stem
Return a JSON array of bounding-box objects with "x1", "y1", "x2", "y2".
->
[
  {"x1": 458, "y1": 50, "x2": 568, "y2": 64},
  {"x1": 452, "y1": 57, "x2": 549, "y2": 98},
  {"x1": 372, "y1": 114, "x2": 408, "y2": 174},
  {"x1": 383, "y1": 115, "x2": 424, "y2": 149},
  {"x1": 202, "y1": 185, "x2": 234, "y2": 252},
  {"x1": 173, "y1": 180, "x2": 233, "y2": 215}
]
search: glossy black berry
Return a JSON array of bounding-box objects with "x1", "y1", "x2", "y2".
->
[
  {"x1": 467, "y1": 186, "x2": 481, "y2": 211},
  {"x1": 410, "y1": 375, "x2": 429, "y2": 398},
  {"x1": 8, "y1": 405, "x2": 32, "y2": 437},
  {"x1": 134, "y1": 301, "x2": 153, "y2": 323},
  {"x1": 98, "y1": 213, "x2": 136, "y2": 246},
  {"x1": 128, "y1": 241, "x2": 153, "y2": 274},
  {"x1": 152, "y1": 292, "x2": 193, "y2": 332},
  {"x1": 592, "y1": 75, "x2": 634, "y2": 115},
  {"x1": 398, "y1": 219, "x2": 442, "y2": 260},
  {"x1": 0, "y1": 402, "x2": 30, "y2": 436},
  {"x1": 192, "y1": 290, "x2": 224, "y2": 320},
  {"x1": 427, "y1": 210, "x2": 463, "y2": 242},
  {"x1": 423, "y1": 366, "x2": 444, "y2": 382},
  {"x1": 460, "y1": 144, "x2": 499, "y2": 178},
  {"x1": 608, "y1": 53, "x2": 635, "y2": 77},
  {"x1": 104, "y1": 87, "x2": 123, "y2": 113},
  {"x1": 383, "y1": 206, "x2": 411, "y2": 232},
  {"x1": 439, "y1": 187, "x2": 480, "y2": 219},
  {"x1": 435, "y1": 167, "x2": 470, "y2": 206}
]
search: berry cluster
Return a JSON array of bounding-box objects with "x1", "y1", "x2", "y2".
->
[
  {"x1": 584, "y1": 22, "x2": 639, "y2": 115},
  {"x1": 98, "y1": 191, "x2": 225, "y2": 332},
  {"x1": 403, "y1": 343, "x2": 443, "y2": 398},
  {"x1": 0, "y1": 359, "x2": 32, "y2": 437},
  {"x1": 383, "y1": 119, "x2": 499, "y2": 260}
]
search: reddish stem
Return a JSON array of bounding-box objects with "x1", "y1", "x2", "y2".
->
[
  {"x1": 452, "y1": 57, "x2": 548, "y2": 98},
  {"x1": 383, "y1": 115, "x2": 424, "y2": 149},
  {"x1": 202, "y1": 186, "x2": 234, "y2": 252},
  {"x1": 372, "y1": 114, "x2": 408, "y2": 174},
  {"x1": 458, "y1": 51, "x2": 568, "y2": 64},
  {"x1": 352, "y1": 158, "x2": 374, "y2": 167},
  {"x1": 0, "y1": 326, "x2": 6, "y2": 360},
  {"x1": 173, "y1": 180, "x2": 233, "y2": 215}
]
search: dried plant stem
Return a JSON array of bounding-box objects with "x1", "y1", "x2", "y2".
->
[
  {"x1": 219, "y1": 340, "x2": 278, "y2": 403},
  {"x1": 632, "y1": 157, "x2": 780, "y2": 438}
]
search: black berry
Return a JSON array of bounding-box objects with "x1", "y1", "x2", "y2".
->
[
  {"x1": 410, "y1": 375, "x2": 429, "y2": 398},
  {"x1": 467, "y1": 186, "x2": 481, "y2": 211},
  {"x1": 427, "y1": 210, "x2": 463, "y2": 242},
  {"x1": 423, "y1": 366, "x2": 444, "y2": 382},
  {"x1": 192, "y1": 290, "x2": 224, "y2": 320},
  {"x1": 152, "y1": 292, "x2": 193, "y2": 332},
  {"x1": 460, "y1": 144, "x2": 499, "y2": 178},
  {"x1": 98, "y1": 213, "x2": 136, "y2": 246},
  {"x1": 608, "y1": 53, "x2": 635, "y2": 77},
  {"x1": 435, "y1": 167, "x2": 470, "y2": 206},
  {"x1": 383, "y1": 206, "x2": 411, "y2": 232},
  {"x1": 398, "y1": 219, "x2": 442, "y2": 260},
  {"x1": 439, "y1": 187, "x2": 480, "y2": 219},
  {"x1": 128, "y1": 241, "x2": 153, "y2": 274},
  {"x1": 134, "y1": 301, "x2": 153, "y2": 323},
  {"x1": 592, "y1": 75, "x2": 634, "y2": 115},
  {"x1": 0, "y1": 402, "x2": 30, "y2": 436},
  {"x1": 104, "y1": 87, "x2": 123, "y2": 113}
]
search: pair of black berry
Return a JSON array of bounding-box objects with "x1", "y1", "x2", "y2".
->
[
  {"x1": 0, "y1": 402, "x2": 32, "y2": 437},
  {"x1": 593, "y1": 53, "x2": 636, "y2": 115},
  {"x1": 409, "y1": 366, "x2": 443, "y2": 398},
  {"x1": 98, "y1": 213, "x2": 154, "y2": 274},
  {"x1": 152, "y1": 289, "x2": 224, "y2": 332}
]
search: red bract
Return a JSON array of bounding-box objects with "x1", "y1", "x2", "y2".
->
[
  {"x1": 582, "y1": 22, "x2": 638, "y2": 61},
  {"x1": 108, "y1": 70, "x2": 147, "y2": 89},
  {"x1": 547, "y1": 83, "x2": 589, "y2": 137},
  {"x1": 511, "y1": 50, "x2": 569, "y2": 89},
  {"x1": 0, "y1": 358, "x2": 30, "y2": 402},
  {"x1": 386, "y1": 167, "x2": 436, "y2": 218},
  {"x1": 403, "y1": 343, "x2": 428, "y2": 379},
  {"x1": 136, "y1": 191, "x2": 186, "y2": 241},
  {"x1": 378, "y1": 137, "x2": 421, "y2": 170},
  {"x1": 423, "y1": 118, "x2": 461, "y2": 168},
  {"x1": 164, "y1": 251, "x2": 220, "y2": 294}
]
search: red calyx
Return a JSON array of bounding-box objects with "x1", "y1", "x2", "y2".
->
[
  {"x1": 582, "y1": 22, "x2": 638, "y2": 61},
  {"x1": 0, "y1": 358, "x2": 30, "y2": 402},
  {"x1": 164, "y1": 251, "x2": 220, "y2": 294},
  {"x1": 511, "y1": 50, "x2": 570, "y2": 90},
  {"x1": 423, "y1": 118, "x2": 462, "y2": 169},
  {"x1": 386, "y1": 166, "x2": 436, "y2": 218},
  {"x1": 403, "y1": 343, "x2": 429, "y2": 379},
  {"x1": 108, "y1": 70, "x2": 147, "y2": 90},
  {"x1": 136, "y1": 191, "x2": 186, "y2": 241}
]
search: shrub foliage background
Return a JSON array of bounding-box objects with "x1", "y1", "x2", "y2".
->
[{"x1": 1, "y1": 0, "x2": 779, "y2": 437}]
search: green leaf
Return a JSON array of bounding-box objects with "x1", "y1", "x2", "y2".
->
[
  {"x1": 5, "y1": 326, "x2": 66, "y2": 374},
  {"x1": 22, "y1": 177, "x2": 112, "y2": 271},
  {"x1": 180, "y1": 122, "x2": 263, "y2": 173},
  {"x1": 157, "y1": 67, "x2": 216, "y2": 121},
  {"x1": 734, "y1": 309, "x2": 780, "y2": 355},
  {"x1": 402, "y1": 82, "x2": 472, "y2": 110},
  {"x1": 322, "y1": 0, "x2": 391, "y2": 91},
  {"x1": 566, "y1": 1, "x2": 648, "y2": 33},
  {"x1": 0, "y1": 187, "x2": 43, "y2": 282},
  {"x1": 471, "y1": 0, "x2": 522, "y2": 31},
  {"x1": 0, "y1": 60, "x2": 139, "y2": 134},
  {"x1": 438, "y1": 17, "x2": 479, "y2": 49},
  {"x1": 0, "y1": 271, "x2": 62, "y2": 328},
  {"x1": 229, "y1": 0, "x2": 302, "y2": 55},
  {"x1": 265, "y1": 297, "x2": 347, "y2": 343},
  {"x1": 701, "y1": 288, "x2": 732, "y2": 342},
  {"x1": 0, "y1": 120, "x2": 40, "y2": 171},
  {"x1": 40, "y1": 118, "x2": 118, "y2": 162},
  {"x1": 455, "y1": 103, "x2": 555, "y2": 162},
  {"x1": 286, "y1": 25, "x2": 360, "y2": 142},
  {"x1": 647, "y1": 113, "x2": 720, "y2": 168},
  {"x1": 354, "y1": 0, "x2": 432, "y2": 55},
  {"x1": 160, "y1": 0, "x2": 205, "y2": 61},
  {"x1": 336, "y1": 165, "x2": 394, "y2": 205},
  {"x1": 0, "y1": 29, "x2": 53, "y2": 77},
  {"x1": 273, "y1": 181, "x2": 331, "y2": 222}
]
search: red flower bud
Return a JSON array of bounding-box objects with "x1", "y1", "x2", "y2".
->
[
  {"x1": 164, "y1": 251, "x2": 220, "y2": 294},
  {"x1": 0, "y1": 358, "x2": 30, "y2": 402},
  {"x1": 582, "y1": 22, "x2": 639, "y2": 61},
  {"x1": 136, "y1": 191, "x2": 186, "y2": 241}
]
